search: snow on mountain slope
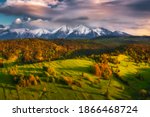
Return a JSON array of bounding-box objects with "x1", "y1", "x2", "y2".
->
[
  {"x1": 30, "y1": 28, "x2": 51, "y2": 36},
  {"x1": 93, "y1": 28, "x2": 112, "y2": 36},
  {"x1": 113, "y1": 31, "x2": 130, "y2": 36},
  {"x1": 73, "y1": 25, "x2": 92, "y2": 35},
  {"x1": 10, "y1": 28, "x2": 30, "y2": 35},
  {"x1": 52, "y1": 25, "x2": 73, "y2": 34},
  {"x1": 51, "y1": 25, "x2": 73, "y2": 38},
  {"x1": 0, "y1": 24, "x2": 131, "y2": 39}
]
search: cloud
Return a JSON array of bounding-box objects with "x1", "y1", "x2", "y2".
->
[
  {"x1": 5, "y1": 0, "x2": 60, "y2": 7},
  {"x1": 0, "y1": 0, "x2": 150, "y2": 35},
  {"x1": 0, "y1": 0, "x2": 64, "y2": 19},
  {"x1": 10, "y1": 17, "x2": 53, "y2": 29},
  {"x1": 127, "y1": 0, "x2": 150, "y2": 12}
]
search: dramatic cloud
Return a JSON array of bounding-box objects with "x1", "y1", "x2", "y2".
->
[
  {"x1": 0, "y1": 0, "x2": 150, "y2": 35},
  {"x1": 10, "y1": 17, "x2": 54, "y2": 29},
  {"x1": 128, "y1": 0, "x2": 150, "y2": 12},
  {"x1": 5, "y1": 0, "x2": 60, "y2": 7}
]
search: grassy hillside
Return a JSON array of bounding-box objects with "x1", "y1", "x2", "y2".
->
[
  {"x1": 0, "y1": 55, "x2": 150, "y2": 100},
  {"x1": 0, "y1": 38, "x2": 150, "y2": 100}
]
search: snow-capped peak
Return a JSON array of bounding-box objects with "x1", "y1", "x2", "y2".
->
[
  {"x1": 52, "y1": 25, "x2": 73, "y2": 34},
  {"x1": 57, "y1": 25, "x2": 72, "y2": 32},
  {"x1": 30, "y1": 28, "x2": 50, "y2": 36},
  {"x1": 0, "y1": 24, "x2": 130, "y2": 39},
  {"x1": 10, "y1": 28, "x2": 29, "y2": 34},
  {"x1": 93, "y1": 27, "x2": 113, "y2": 36},
  {"x1": 73, "y1": 25, "x2": 91, "y2": 34}
]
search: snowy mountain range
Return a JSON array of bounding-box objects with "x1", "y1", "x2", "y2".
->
[{"x1": 0, "y1": 24, "x2": 130, "y2": 39}]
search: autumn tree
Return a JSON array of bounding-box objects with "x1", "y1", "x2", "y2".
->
[{"x1": 0, "y1": 59, "x2": 4, "y2": 68}]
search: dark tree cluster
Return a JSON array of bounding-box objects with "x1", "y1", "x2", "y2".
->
[
  {"x1": 125, "y1": 44, "x2": 150, "y2": 63},
  {"x1": 13, "y1": 74, "x2": 41, "y2": 87},
  {"x1": 0, "y1": 39, "x2": 67, "y2": 63}
]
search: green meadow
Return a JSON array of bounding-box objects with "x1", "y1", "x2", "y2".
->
[{"x1": 0, "y1": 55, "x2": 150, "y2": 100}]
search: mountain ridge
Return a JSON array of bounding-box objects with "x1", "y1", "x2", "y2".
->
[{"x1": 0, "y1": 24, "x2": 130, "y2": 39}]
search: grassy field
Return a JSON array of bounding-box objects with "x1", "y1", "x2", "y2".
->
[{"x1": 0, "y1": 54, "x2": 150, "y2": 100}]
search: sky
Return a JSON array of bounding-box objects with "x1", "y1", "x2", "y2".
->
[{"x1": 0, "y1": 0, "x2": 150, "y2": 36}]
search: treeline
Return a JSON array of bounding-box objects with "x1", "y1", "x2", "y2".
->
[
  {"x1": 0, "y1": 38, "x2": 121, "y2": 64},
  {"x1": 0, "y1": 38, "x2": 150, "y2": 64},
  {"x1": 0, "y1": 39, "x2": 67, "y2": 63},
  {"x1": 125, "y1": 44, "x2": 150, "y2": 63}
]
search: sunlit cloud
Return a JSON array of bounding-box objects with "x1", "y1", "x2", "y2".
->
[
  {"x1": 5, "y1": 0, "x2": 60, "y2": 7},
  {"x1": 0, "y1": 0, "x2": 150, "y2": 35}
]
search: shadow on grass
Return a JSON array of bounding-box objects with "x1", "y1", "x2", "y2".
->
[
  {"x1": 19, "y1": 67, "x2": 42, "y2": 72},
  {"x1": 0, "y1": 72, "x2": 15, "y2": 86},
  {"x1": 57, "y1": 85, "x2": 105, "y2": 97},
  {"x1": 59, "y1": 66, "x2": 91, "y2": 73},
  {"x1": 116, "y1": 67, "x2": 150, "y2": 100},
  {"x1": 18, "y1": 67, "x2": 44, "y2": 76}
]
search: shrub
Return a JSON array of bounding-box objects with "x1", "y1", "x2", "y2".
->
[
  {"x1": 29, "y1": 74, "x2": 36, "y2": 84},
  {"x1": 9, "y1": 68, "x2": 18, "y2": 76},
  {"x1": 43, "y1": 66, "x2": 56, "y2": 76},
  {"x1": 33, "y1": 79, "x2": 38, "y2": 85},
  {"x1": 100, "y1": 54, "x2": 109, "y2": 63},
  {"x1": 48, "y1": 75, "x2": 55, "y2": 83},
  {"x1": 82, "y1": 72, "x2": 87, "y2": 77},
  {"x1": 100, "y1": 63, "x2": 112, "y2": 80},
  {"x1": 44, "y1": 71, "x2": 50, "y2": 77},
  {"x1": 70, "y1": 85, "x2": 77, "y2": 90},
  {"x1": 35, "y1": 76, "x2": 42, "y2": 84},
  {"x1": 73, "y1": 81, "x2": 84, "y2": 88},
  {"x1": 16, "y1": 85, "x2": 20, "y2": 91},
  {"x1": 92, "y1": 64, "x2": 102, "y2": 77},
  {"x1": 43, "y1": 87, "x2": 47, "y2": 92},
  {"x1": 139, "y1": 89, "x2": 147, "y2": 97},
  {"x1": 0, "y1": 59, "x2": 4, "y2": 68},
  {"x1": 85, "y1": 76, "x2": 95, "y2": 84},
  {"x1": 62, "y1": 76, "x2": 73, "y2": 85},
  {"x1": 109, "y1": 57, "x2": 120, "y2": 64},
  {"x1": 26, "y1": 79, "x2": 31, "y2": 86},
  {"x1": 103, "y1": 68, "x2": 112, "y2": 80},
  {"x1": 13, "y1": 74, "x2": 41, "y2": 87},
  {"x1": 105, "y1": 90, "x2": 110, "y2": 99}
]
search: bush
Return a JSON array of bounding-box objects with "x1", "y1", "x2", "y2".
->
[
  {"x1": 43, "y1": 66, "x2": 56, "y2": 76},
  {"x1": 0, "y1": 59, "x2": 4, "y2": 68},
  {"x1": 9, "y1": 68, "x2": 18, "y2": 76},
  {"x1": 103, "y1": 68, "x2": 112, "y2": 80},
  {"x1": 13, "y1": 74, "x2": 41, "y2": 87},
  {"x1": 73, "y1": 81, "x2": 84, "y2": 88},
  {"x1": 92, "y1": 64, "x2": 102, "y2": 77},
  {"x1": 62, "y1": 76, "x2": 73, "y2": 85},
  {"x1": 109, "y1": 57, "x2": 120, "y2": 64},
  {"x1": 139, "y1": 89, "x2": 147, "y2": 97},
  {"x1": 35, "y1": 76, "x2": 42, "y2": 84},
  {"x1": 100, "y1": 63, "x2": 112, "y2": 80},
  {"x1": 43, "y1": 87, "x2": 47, "y2": 92},
  {"x1": 105, "y1": 90, "x2": 111, "y2": 99},
  {"x1": 29, "y1": 74, "x2": 36, "y2": 84}
]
